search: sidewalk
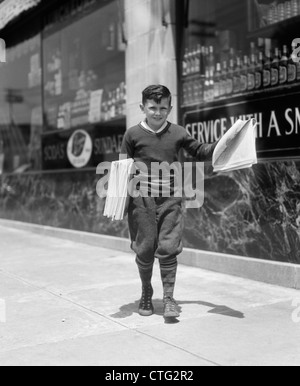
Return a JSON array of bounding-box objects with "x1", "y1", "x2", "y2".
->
[{"x1": 0, "y1": 224, "x2": 299, "y2": 367}]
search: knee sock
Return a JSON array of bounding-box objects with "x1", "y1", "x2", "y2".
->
[
  {"x1": 160, "y1": 257, "x2": 178, "y2": 299},
  {"x1": 136, "y1": 256, "x2": 153, "y2": 287}
]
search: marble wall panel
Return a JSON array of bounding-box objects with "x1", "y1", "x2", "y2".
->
[{"x1": 0, "y1": 159, "x2": 299, "y2": 264}]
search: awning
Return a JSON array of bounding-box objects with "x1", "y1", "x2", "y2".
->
[{"x1": 0, "y1": 0, "x2": 42, "y2": 30}]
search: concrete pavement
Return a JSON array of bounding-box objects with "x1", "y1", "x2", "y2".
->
[{"x1": 0, "y1": 224, "x2": 299, "y2": 366}]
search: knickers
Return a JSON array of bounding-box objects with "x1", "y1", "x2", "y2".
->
[{"x1": 128, "y1": 196, "x2": 184, "y2": 270}]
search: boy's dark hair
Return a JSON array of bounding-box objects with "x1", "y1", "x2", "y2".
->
[{"x1": 142, "y1": 85, "x2": 172, "y2": 106}]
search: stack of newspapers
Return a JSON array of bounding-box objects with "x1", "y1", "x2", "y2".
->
[
  {"x1": 213, "y1": 119, "x2": 258, "y2": 173},
  {"x1": 103, "y1": 158, "x2": 134, "y2": 221}
]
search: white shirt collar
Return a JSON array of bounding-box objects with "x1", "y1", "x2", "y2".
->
[{"x1": 141, "y1": 120, "x2": 169, "y2": 134}]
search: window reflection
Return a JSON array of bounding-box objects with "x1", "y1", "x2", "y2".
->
[
  {"x1": 43, "y1": 1, "x2": 126, "y2": 133},
  {"x1": 0, "y1": 34, "x2": 42, "y2": 173}
]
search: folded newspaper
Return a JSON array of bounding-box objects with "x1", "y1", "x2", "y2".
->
[
  {"x1": 103, "y1": 158, "x2": 134, "y2": 221},
  {"x1": 212, "y1": 118, "x2": 258, "y2": 173}
]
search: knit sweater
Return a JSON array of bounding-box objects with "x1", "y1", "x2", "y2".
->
[{"x1": 121, "y1": 122, "x2": 218, "y2": 196}]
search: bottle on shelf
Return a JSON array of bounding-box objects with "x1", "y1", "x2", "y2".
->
[
  {"x1": 182, "y1": 82, "x2": 188, "y2": 105},
  {"x1": 263, "y1": 48, "x2": 272, "y2": 88},
  {"x1": 186, "y1": 50, "x2": 192, "y2": 76},
  {"x1": 209, "y1": 68, "x2": 215, "y2": 102},
  {"x1": 204, "y1": 70, "x2": 210, "y2": 103},
  {"x1": 288, "y1": 45, "x2": 297, "y2": 83},
  {"x1": 284, "y1": 1, "x2": 292, "y2": 19},
  {"x1": 186, "y1": 80, "x2": 193, "y2": 105},
  {"x1": 248, "y1": 44, "x2": 256, "y2": 91},
  {"x1": 214, "y1": 63, "x2": 221, "y2": 99},
  {"x1": 195, "y1": 44, "x2": 201, "y2": 74},
  {"x1": 182, "y1": 48, "x2": 189, "y2": 77},
  {"x1": 208, "y1": 46, "x2": 215, "y2": 76},
  {"x1": 278, "y1": 3, "x2": 285, "y2": 21},
  {"x1": 279, "y1": 45, "x2": 289, "y2": 85},
  {"x1": 271, "y1": 47, "x2": 280, "y2": 87},
  {"x1": 197, "y1": 76, "x2": 204, "y2": 104},
  {"x1": 220, "y1": 60, "x2": 228, "y2": 98},
  {"x1": 233, "y1": 55, "x2": 242, "y2": 94},
  {"x1": 226, "y1": 48, "x2": 235, "y2": 95},
  {"x1": 255, "y1": 51, "x2": 264, "y2": 90},
  {"x1": 240, "y1": 55, "x2": 249, "y2": 93},
  {"x1": 200, "y1": 46, "x2": 207, "y2": 87},
  {"x1": 291, "y1": 0, "x2": 298, "y2": 17},
  {"x1": 190, "y1": 48, "x2": 197, "y2": 75}
]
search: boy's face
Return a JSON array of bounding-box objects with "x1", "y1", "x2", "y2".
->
[{"x1": 140, "y1": 98, "x2": 173, "y2": 131}]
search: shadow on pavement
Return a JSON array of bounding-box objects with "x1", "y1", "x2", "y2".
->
[{"x1": 110, "y1": 299, "x2": 245, "y2": 321}]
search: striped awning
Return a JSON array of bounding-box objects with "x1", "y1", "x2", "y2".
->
[{"x1": 0, "y1": 0, "x2": 42, "y2": 30}]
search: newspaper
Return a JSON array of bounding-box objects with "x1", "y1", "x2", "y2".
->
[
  {"x1": 103, "y1": 158, "x2": 134, "y2": 221},
  {"x1": 213, "y1": 119, "x2": 258, "y2": 173}
]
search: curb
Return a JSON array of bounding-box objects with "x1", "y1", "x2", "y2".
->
[{"x1": 1, "y1": 219, "x2": 299, "y2": 290}]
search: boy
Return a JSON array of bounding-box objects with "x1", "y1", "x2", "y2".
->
[{"x1": 121, "y1": 85, "x2": 218, "y2": 319}]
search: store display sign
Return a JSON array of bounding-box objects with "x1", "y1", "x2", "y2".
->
[
  {"x1": 67, "y1": 130, "x2": 93, "y2": 169},
  {"x1": 42, "y1": 125, "x2": 125, "y2": 170},
  {"x1": 184, "y1": 90, "x2": 300, "y2": 160}
]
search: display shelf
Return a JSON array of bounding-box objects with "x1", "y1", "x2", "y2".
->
[
  {"x1": 248, "y1": 14, "x2": 300, "y2": 39},
  {"x1": 181, "y1": 80, "x2": 300, "y2": 109},
  {"x1": 42, "y1": 116, "x2": 126, "y2": 136}
]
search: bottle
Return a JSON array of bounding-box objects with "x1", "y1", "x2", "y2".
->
[
  {"x1": 227, "y1": 48, "x2": 235, "y2": 95},
  {"x1": 271, "y1": 47, "x2": 280, "y2": 87},
  {"x1": 191, "y1": 81, "x2": 197, "y2": 103},
  {"x1": 285, "y1": 1, "x2": 292, "y2": 19},
  {"x1": 190, "y1": 48, "x2": 197, "y2": 74},
  {"x1": 208, "y1": 46, "x2": 215, "y2": 76},
  {"x1": 204, "y1": 46, "x2": 210, "y2": 75},
  {"x1": 101, "y1": 93, "x2": 108, "y2": 122},
  {"x1": 186, "y1": 80, "x2": 193, "y2": 105},
  {"x1": 214, "y1": 63, "x2": 221, "y2": 99},
  {"x1": 182, "y1": 82, "x2": 188, "y2": 105},
  {"x1": 291, "y1": 0, "x2": 298, "y2": 17},
  {"x1": 240, "y1": 55, "x2": 248, "y2": 93},
  {"x1": 204, "y1": 70, "x2": 210, "y2": 102},
  {"x1": 186, "y1": 49, "x2": 192, "y2": 76},
  {"x1": 263, "y1": 48, "x2": 272, "y2": 88},
  {"x1": 209, "y1": 68, "x2": 215, "y2": 101},
  {"x1": 196, "y1": 78, "x2": 204, "y2": 104},
  {"x1": 248, "y1": 49, "x2": 256, "y2": 91},
  {"x1": 233, "y1": 56, "x2": 241, "y2": 94},
  {"x1": 255, "y1": 51, "x2": 264, "y2": 90},
  {"x1": 288, "y1": 45, "x2": 297, "y2": 83},
  {"x1": 195, "y1": 45, "x2": 201, "y2": 74},
  {"x1": 182, "y1": 48, "x2": 189, "y2": 77},
  {"x1": 220, "y1": 61, "x2": 228, "y2": 98},
  {"x1": 279, "y1": 45, "x2": 289, "y2": 85}
]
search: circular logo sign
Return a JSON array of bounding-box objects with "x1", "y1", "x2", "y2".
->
[{"x1": 67, "y1": 130, "x2": 93, "y2": 168}]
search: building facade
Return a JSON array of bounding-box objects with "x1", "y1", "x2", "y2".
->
[{"x1": 0, "y1": 0, "x2": 299, "y2": 268}]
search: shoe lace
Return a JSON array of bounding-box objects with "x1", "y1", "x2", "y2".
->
[
  {"x1": 165, "y1": 297, "x2": 177, "y2": 312},
  {"x1": 140, "y1": 285, "x2": 153, "y2": 309}
]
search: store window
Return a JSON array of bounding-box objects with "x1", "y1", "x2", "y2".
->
[
  {"x1": 42, "y1": 0, "x2": 126, "y2": 170},
  {"x1": 181, "y1": 0, "x2": 300, "y2": 160},
  {"x1": 0, "y1": 33, "x2": 42, "y2": 174}
]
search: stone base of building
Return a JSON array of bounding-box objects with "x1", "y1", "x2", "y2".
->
[{"x1": 1, "y1": 218, "x2": 299, "y2": 290}]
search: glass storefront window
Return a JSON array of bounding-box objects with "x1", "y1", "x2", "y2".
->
[
  {"x1": 41, "y1": 0, "x2": 127, "y2": 171},
  {"x1": 181, "y1": 0, "x2": 300, "y2": 160},
  {"x1": 0, "y1": 33, "x2": 42, "y2": 173},
  {"x1": 43, "y1": 0, "x2": 126, "y2": 133}
]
